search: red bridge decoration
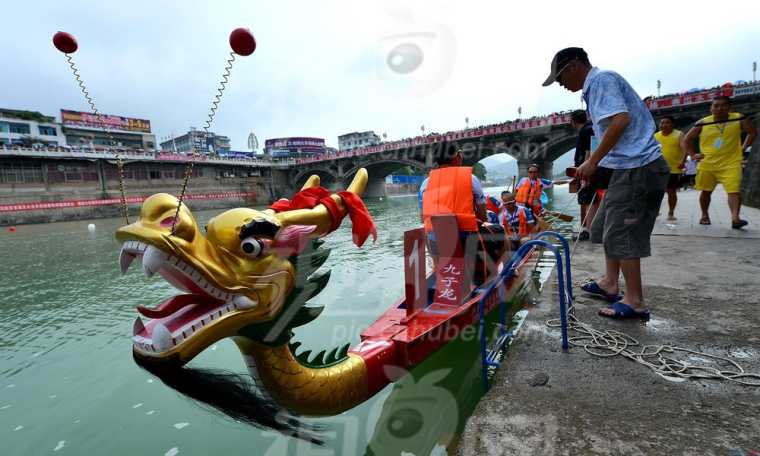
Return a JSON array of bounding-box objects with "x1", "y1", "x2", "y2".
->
[
  {"x1": 0, "y1": 192, "x2": 256, "y2": 213},
  {"x1": 293, "y1": 81, "x2": 760, "y2": 165}
]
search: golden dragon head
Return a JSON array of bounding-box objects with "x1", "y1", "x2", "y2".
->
[{"x1": 116, "y1": 169, "x2": 368, "y2": 366}]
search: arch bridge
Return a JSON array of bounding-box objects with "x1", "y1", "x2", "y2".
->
[{"x1": 273, "y1": 86, "x2": 760, "y2": 197}]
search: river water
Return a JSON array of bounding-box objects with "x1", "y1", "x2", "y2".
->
[{"x1": 0, "y1": 185, "x2": 576, "y2": 456}]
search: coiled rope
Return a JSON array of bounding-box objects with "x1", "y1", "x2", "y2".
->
[
  {"x1": 542, "y1": 185, "x2": 760, "y2": 386},
  {"x1": 546, "y1": 306, "x2": 760, "y2": 386}
]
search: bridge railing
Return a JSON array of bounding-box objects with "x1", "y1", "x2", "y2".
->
[
  {"x1": 295, "y1": 80, "x2": 760, "y2": 166},
  {"x1": 293, "y1": 113, "x2": 575, "y2": 166},
  {"x1": 645, "y1": 80, "x2": 760, "y2": 110}
]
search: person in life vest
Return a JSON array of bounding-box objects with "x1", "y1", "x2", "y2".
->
[
  {"x1": 514, "y1": 164, "x2": 554, "y2": 215},
  {"x1": 499, "y1": 191, "x2": 536, "y2": 249},
  {"x1": 419, "y1": 145, "x2": 487, "y2": 236},
  {"x1": 681, "y1": 95, "x2": 757, "y2": 229},
  {"x1": 420, "y1": 144, "x2": 502, "y2": 277}
]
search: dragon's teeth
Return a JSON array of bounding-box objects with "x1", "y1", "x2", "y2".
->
[
  {"x1": 152, "y1": 323, "x2": 173, "y2": 352},
  {"x1": 233, "y1": 295, "x2": 258, "y2": 309},
  {"x1": 142, "y1": 245, "x2": 165, "y2": 278},
  {"x1": 119, "y1": 247, "x2": 136, "y2": 275},
  {"x1": 142, "y1": 261, "x2": 154, "y2": 278},
  {"x1": 133, "y1": 317, "x2": 145, "y2": 336}
]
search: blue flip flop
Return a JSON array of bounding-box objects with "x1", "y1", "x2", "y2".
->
[
  {"x1": 580, "y1": 280, "x2": 623, "y2": 302},
  {"x1": 599, "y1": 302, "x2": 650, "y2": 321}
]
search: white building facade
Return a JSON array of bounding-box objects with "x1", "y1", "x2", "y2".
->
[
  {"x1": 338, "y1": 131, "x2": 381, "y2": 151},
  {"x1": 160, "y1": 129, "x2": 231, "y2": 155},
  {"x1": 0, "y1": 109, "x2": 67, "y2": 147}
]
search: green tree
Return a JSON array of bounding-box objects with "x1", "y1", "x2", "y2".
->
[
  {"x1": 473, "y1": 162, "x2": 487, "y2": 181},
  {"x1": 397, "y1": 166, "x2": 414, "y2": 176},
  {"x1": 396, "y1": 166, "x2": 426, "y2": 176}
]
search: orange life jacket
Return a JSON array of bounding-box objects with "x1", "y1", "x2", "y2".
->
[
  {"x1": 501, "y1": 206, "x2": 531, "y2": 238},
  {"x1": 515, "y1": 178, "x2": 543, "y2": 209},
  {"x1": 422, "y1": 167, "x2": 478, "y2": 232}
]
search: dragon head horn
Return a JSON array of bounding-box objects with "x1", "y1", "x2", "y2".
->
[
  {"x1": 272, "y1": 169, "x2": 368, "y2": 235},
  {"x1": 300, "y1": 174, "x2": 321, "y2": 190}
]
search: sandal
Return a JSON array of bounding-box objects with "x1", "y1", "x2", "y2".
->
[
  {"x1": 580, "y1": 280, "x2": 623, "y2": 302},
  {"x1": 598, "y1": 302, "x2": 650, "y2": 321},
  {"x1": 732, "y1": 219, "x2": 748, "y2": 230},
  {"x1": 699, "y1": 217, "x2": 711, "y2": 225}
]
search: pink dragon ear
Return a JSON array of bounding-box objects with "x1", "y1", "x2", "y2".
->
[{"x1": 269, "y1": 225, "x2": 317, "y2": 257}]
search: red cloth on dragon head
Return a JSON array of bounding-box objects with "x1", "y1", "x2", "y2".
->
[{"x1": 269, "y1": 186, "x2": 377, "y2": 247}]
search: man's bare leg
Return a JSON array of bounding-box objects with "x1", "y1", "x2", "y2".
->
[
  {"x1": 700, "y1": 190, "x2": 712, "y2": 221},
  {"x1": 619, "y1": 258, "x2": 643, "y2": 307},
  {"x1": 667, "y1": 188, "x2": 677, "y2": 219},
  {"x1": 596, "y1": 256, "x2": 620, "y2": 296},
  {"x1": 727, "y1": 192, "x2": 742, "y2": 223},
  {"x1": 599, "y1": 258, "x2": 645, "y2": 316}
]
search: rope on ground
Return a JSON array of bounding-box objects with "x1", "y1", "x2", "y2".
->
[
  {"x1": 543, "y1": 187, "x2": 760, "y2": 387},
  {"x1": 545, "y1": 308, "x2": 760, "y2": 386}
]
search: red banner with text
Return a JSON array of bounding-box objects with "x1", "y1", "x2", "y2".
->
[{"x1": 0, "y1": 192, "x2": 256, "y2": 212}]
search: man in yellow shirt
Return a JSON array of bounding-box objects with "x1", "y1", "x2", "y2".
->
[
  {"x1": 682, "y1": 96, "x2": 757, "y2": 229},
  {"x1": 654, "y1": 116, "x2": 684, "y2": 221}
]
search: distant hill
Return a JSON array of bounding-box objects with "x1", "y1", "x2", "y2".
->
[
  {"x1": 552, "y1": 150, "x2": 575, "y2": 178},
  {"x1": 480, "y1": 149, "x2": 576, "y2": 182},
  {"x1": 480, "y1": 154, "x2": 518, "y2": 185}
]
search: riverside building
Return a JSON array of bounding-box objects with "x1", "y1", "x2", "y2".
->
[{"x1": 0, "y1": 109, "x2": 67, "y2": 147}]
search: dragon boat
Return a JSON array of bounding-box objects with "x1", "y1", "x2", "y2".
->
[
  {"x1": 50, "y1": 26, "x2": 539, "y2": 443},
  {"x1": 116, "y1": 168, "x2": 536, "y2": 439}
]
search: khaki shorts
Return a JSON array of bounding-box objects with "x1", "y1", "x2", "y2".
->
[
  {"x1": 694, "y1": 165, "x2": 742, "y2": 193},
  {"x1": 591, "y1": 157, "x2": 669, "y2": 259}
]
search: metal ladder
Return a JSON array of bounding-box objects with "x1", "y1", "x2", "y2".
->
[{"x1": 478, "y1": 231, "x2": 573, "y2": 389}]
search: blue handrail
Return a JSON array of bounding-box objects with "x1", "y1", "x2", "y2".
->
[
  {"x1": 534, "y1": 231, "x2": 574, "y2": 304},
  {"x1": 478, "y1": 233, "x2": 571, "y2": 389}
]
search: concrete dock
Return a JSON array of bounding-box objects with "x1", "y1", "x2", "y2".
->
[{"x1": 457, "y1": 188, "x2": 760, "y2": 456}]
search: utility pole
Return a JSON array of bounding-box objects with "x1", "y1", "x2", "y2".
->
[
  {"x1": 517, "y1": 106, "x2": 522, "y2": 119},
  {"x1": 657, "y1": 79, "x2": 661, "y2": 97},
  {"x1": 754, "y1": 61, "x2": 757, "y2": 82},
  {"x1": 465, "y1": 116, "x2": 469, "y2": 129}
]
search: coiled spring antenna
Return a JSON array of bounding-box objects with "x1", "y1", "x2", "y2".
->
[{"x1": 171, "y1": 28, "x2": 257, "y2": 235}]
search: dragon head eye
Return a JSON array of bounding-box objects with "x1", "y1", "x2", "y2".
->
[{"x1": 240, "y1": 237, "x2": 263, "y2": 258}]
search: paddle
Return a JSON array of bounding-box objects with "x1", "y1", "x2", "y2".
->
[
  {"x1": 543, "y1": 210, "x2": 574, "y2": 222},
  {"x1": 536, "y1": 215, "x2": 553, "y2": 232}
]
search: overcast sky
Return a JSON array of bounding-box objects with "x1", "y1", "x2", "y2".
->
[{"x1": 3, "y1": 1, "x2": 759, "y2": 152}]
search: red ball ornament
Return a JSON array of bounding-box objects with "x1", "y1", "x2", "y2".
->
[
  {"x1": 229, "y1": 28, "x2": 256, "y2": 56},
  {"x1": 53, "y1": 31, "x2": 78, "y2": 54}
]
